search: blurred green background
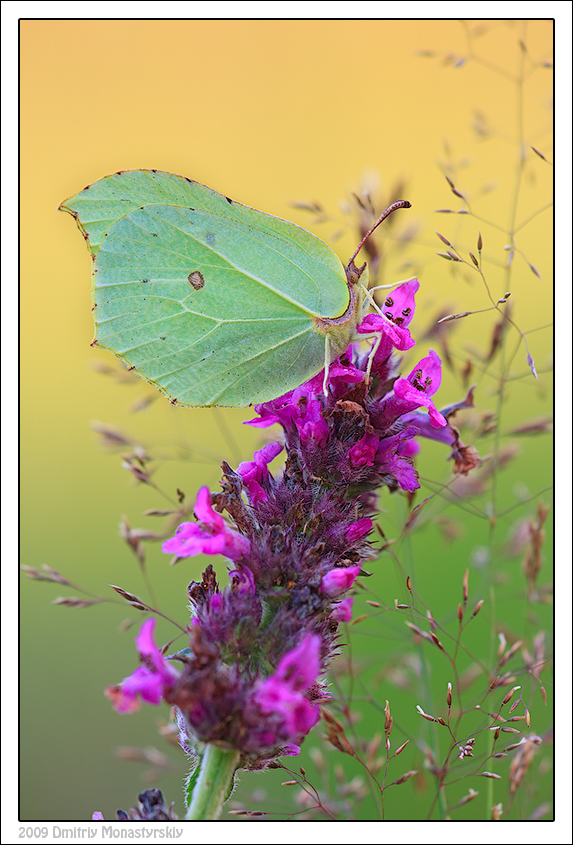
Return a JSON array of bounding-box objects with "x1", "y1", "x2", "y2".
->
[{"x1": 20, "y1": 19, "x2": 552, "y2": 821}]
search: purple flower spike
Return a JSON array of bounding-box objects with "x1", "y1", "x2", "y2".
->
[
  {"x1": 332, "y1": 596, "x2": 354, "y2": 622},
  {"x1": 320, "y1": 565, "x2": 362, "y2": 597},
  {"x1": 162, "y1": 486, "x2": 251, "y2": 561},
  {"x1": 99, "y1": 266, "x2": 481, "y2": 769}
]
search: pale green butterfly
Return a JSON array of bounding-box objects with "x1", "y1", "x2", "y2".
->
[{"x1": 59, "y1": 170, "x2": 410, "y2": 407}]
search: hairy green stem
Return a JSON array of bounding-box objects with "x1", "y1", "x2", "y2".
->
[{"x1": 185, "y1": 744, "x2": 240, "y2": 821}]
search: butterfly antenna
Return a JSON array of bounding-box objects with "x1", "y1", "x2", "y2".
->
[{"x1": 347, "y1": 200, "x2": 411, "y2": 268}]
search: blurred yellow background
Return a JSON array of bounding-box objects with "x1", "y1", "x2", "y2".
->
[{"x1": 20, "y1": 19, "x2": 552, "y2": 820}]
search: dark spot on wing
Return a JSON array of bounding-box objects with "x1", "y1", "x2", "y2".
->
[
  {"x1": 205, "y1": 232, "x2": 215, "y2": 246},
  {"x1": 170, "y1": 398, "x2": 178, "y2": 405},
  {"x1": 160, "y1": 336, "x2": 166, "y2": 341},
  {"x1": 128, "y1": 366, "x2": 136, "y2": 371},
  {"x1": 82, "y1": 184, "x2": 90, "y2": 191},
  {"x1": 188, "y1": 271, "x2": 205, "y2": 290},
  {"x1": 141, "y1": 278, "x2": 149, "y2": 283},
  {"x1": 225, "y1": 196, "x2": 233, "y2": 204},
  {"x1": 152, "y1": 233, "x2": 158, "y2": 237}
]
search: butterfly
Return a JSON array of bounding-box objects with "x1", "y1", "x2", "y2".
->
[{"x1": 60, "y1": 170, "x2": 409, "y2": 406}]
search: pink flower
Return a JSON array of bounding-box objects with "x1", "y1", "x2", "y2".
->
[
  {"x1": 162, "y1": 486, "x2": 251, "y2": 561},
  {"x1": 253, "y1": 635, "x2": 322, "y2": 739},
  {"x1": 105, "y1": 618, "x2": 179, "y2": 714},
  {"x1": 297, "y1": 360, "x2": 365, "y2": 399},
  {"x1": 393, "y1": 350, "x2": 447, "y2": 428},
  {"x1": 397, "y1": 438, "x2": 420, "y2": 459},
  {"x1": 332, "y1": 596, "x2": 354, "y2": 622},
  {"x1": 357, "y1": 279, "x2": 419, "y2": 362},
  {"x1": 376, "y1": 427, "x2": 420, "y2": 492},
  {"x1": 237, "y1": 441, "x2": 283, "y2": 504},
  {"x1": 229, "y1": 565, "x2": 256, "y2": 595},
  {"x1": 345, "y1": 518, "x2": 373, "y2": 543},
  {"x1": 376, "y1": 350, "x2": 447, "y2": 430},
  {"x1": 244, "y1": 359, "x2": 364, "y2": 430},
  {"x1": 348, "y1": 432, "x2": 380, "y2": 467},
  {"x1": 320, "y1": 565, "x2": 361, "y2": 597},
  {"x1": 296, "y1": 398, "x2": 329, "y2": 447},
  {"x1": 244, "y1": 395, "x2": 301, "y2": 429}
]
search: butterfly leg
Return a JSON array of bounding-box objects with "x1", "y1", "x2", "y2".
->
[
  {"x1": 365, "y1": 332, "x2": 382, "y2": 385},
  {"x1": 322, "y1": 334, "x2": 331, "y2": 396}
]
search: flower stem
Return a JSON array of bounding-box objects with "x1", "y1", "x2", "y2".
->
[{"x1": 185, "y1": 744, "x2": 240, "y2": 821}]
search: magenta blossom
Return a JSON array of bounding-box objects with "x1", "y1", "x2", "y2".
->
[
  {"x1": 237, "y1": 441, "x2": 283, "y2": 505},
  {"x1": 105, "y1": 618, "x2": 179, "y2": 714},
  {"x1": 320, "y1": 565, "x2": 361, "y2": 597},
  {"x1": 331, "y1": 596, "x2": 354, "y2": 622},
  {"x1": 357, "y1": 279, "x2": 419, "y2": 362},
  {"x1": 244, "y1": 394, "x2": 301, "y2": 429},
  {"x1": 252, "y1": 635, "x2": 322, "y2": 739},
  {"x1": 245, "y1": 359, "x2": 364, "y2": 430},
  {"x1": 296, "y1": 397, "x2": 329, "y2": 448},
  {"x1": 348, "y1": 432, "x2": 380, "y2": 468},
  {"x1": 294, "y1": 359, "x2": 365, "y2": 401},
  {"x1": 345, "y1": 518, "x2": 373, "y2": 543},
  {"x1": 394, "y1": 350, "x2": 447, "y2": 427},
  {"x1": 162, "y1": 486, "x2": 251, "y2": 561},
  {"x1": 229, "y1": 564, "x2": 256, "y2": 595},
  {"x1": 375, "y1": 349, "x2": 447, "y2": 430},
  {"x1": 376, "y1": 426, "x2": 421, "y2": 493},
  {"x1": 397, "y1": 437, "x2": 421, "y2": 459}
]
